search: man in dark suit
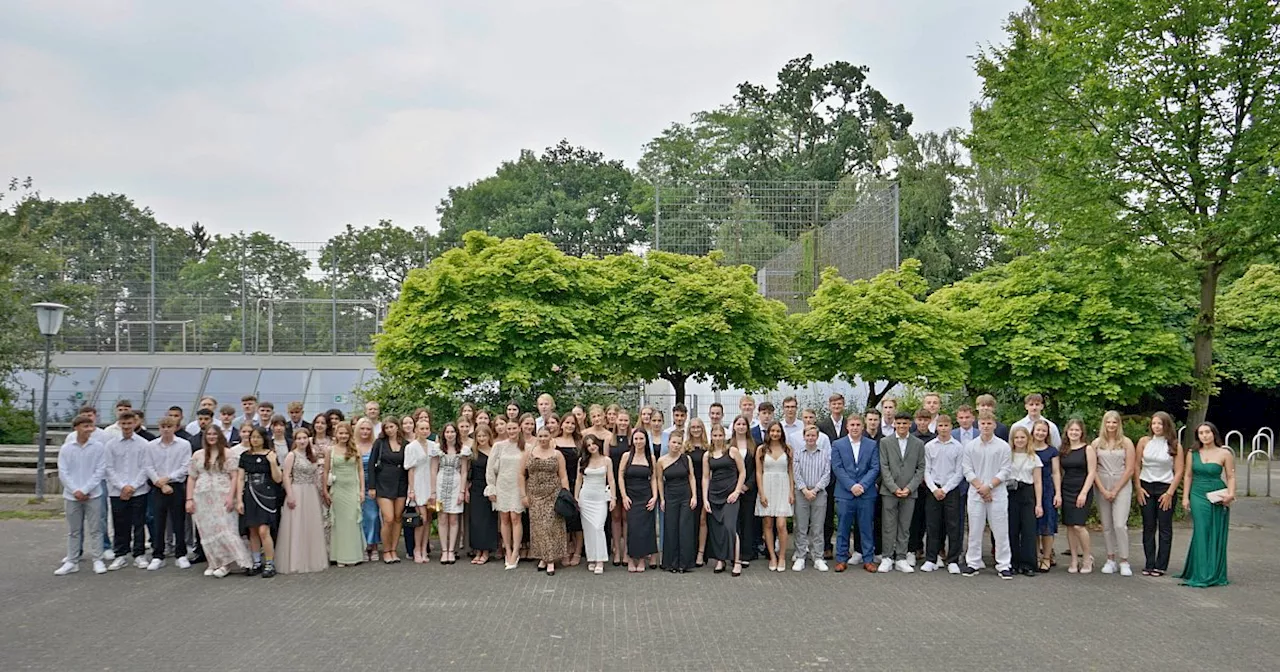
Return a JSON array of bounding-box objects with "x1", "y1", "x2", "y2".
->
[
  {"x1": 284, "y1": 401, "x2": 313, "y2": 444},
  {"x1": 831, "y1": 415, "x2": 879, "y2": 572},
  {"x1": 816, "y1": 393, "x2": 848, "y2": 559},
  {"x1": 877, "y1": 412, "x2": 926, "y2": 573},
  {"x1": 750, "y1": 401, "x2": 775, "y2": 446}
]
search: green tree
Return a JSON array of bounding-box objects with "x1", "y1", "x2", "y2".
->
[
  {"x1": 437, "y1": 140, "x2": 650, "y2": 257},
  {"x1": 1217, "y1": 264, "x2": 1280, "y2": 388},
  {"x1": 319, "y1": 220, "x2": 436, "y2": 300},
  {"x1": 929, "y1": 247, "x2": 1193, "y2": 417},
  {"x1": 792, "y1": 259, "x2": 971, "y2": 410},
  {"x1": 970, "y1": 0, "x2": 1280, "y2": 427},
  {"x1": 602, "y1": 251, "x2": 792, "y2": 404},
  {"x1": 376, "y1": 232, "x2": 611, "y2": 397}
]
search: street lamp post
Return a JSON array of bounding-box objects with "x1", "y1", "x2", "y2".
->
[{"x1": 32, "y1": 302, "x2": 67, "y2": 502}]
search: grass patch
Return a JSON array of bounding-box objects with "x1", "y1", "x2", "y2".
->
[{"x1": 0, "y1": 510, "x2": 61, "y2": 520}]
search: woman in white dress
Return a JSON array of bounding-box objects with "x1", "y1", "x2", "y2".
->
[
  {"x1": 755, "y1": 421, "x2": 795, "y2": 572},
  {"x1": 486, "y1": 417, "x2": 526, "y2": 569},
  {"x1": 576, "y1": 434, "x2": 614, "y2": 575},
  {"x1": 430, "y1": 423, "x2": 470, "y2": 564},
  {"x1": 404, "y1": 418, "x2": 435, "y2": 564}
]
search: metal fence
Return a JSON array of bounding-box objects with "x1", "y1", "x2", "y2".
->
[
  {"x1": 50, "y1": 239, "x2": 401, "y2": 354},
  {"x1": 653, "y1": 179, "x2": 899, "y2": 311}
]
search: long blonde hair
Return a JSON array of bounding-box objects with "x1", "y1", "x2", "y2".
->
[
  {"x1": 332, "y1": 421, "x2": 359, "y2": 463},
  {"x1": 1095, "y1": 410, "x2": 1125, "y2": 450},
  {"x1": 1009, "y1": 425, "x2": 1035, "y2": 458}
]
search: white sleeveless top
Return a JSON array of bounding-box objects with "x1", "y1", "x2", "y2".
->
[{"x1": 1139, "y1": 436, "x2": 1175, "y2": 484}]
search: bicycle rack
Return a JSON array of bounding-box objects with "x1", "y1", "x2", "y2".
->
[
  {"x1": 1225, "y1": 430, "x2": 1246, "y2": 460},
  {"x1": 1246, "y1": 449, "x2": 1271, "y2": 498}
]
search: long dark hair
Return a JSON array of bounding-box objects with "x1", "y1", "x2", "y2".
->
[
  {"x1": 629, "y1": 427, "x2": 649, "y2": 461},
  {"x1": 580, "y1": 434, "x2": 603, "y2": 472},
  {"x1": 1150, "y1": 411, "x2": 1179, "y2": 456},
  {"x1": 251, "y1": 426, "x2": 273, "y2": 453},
  {"x1": 439, "y1": 422, "x2": 461, "y2": 455},
  {"x1": 293, "y1": 427, "x2": 317, "y2": 463},
  {"x1": 201, "y1": 426, "x2": 229, "y2": 471},
  {"x1": 758, "y1": 420, "x2": 791, "y2": 463},
  {"x1": 1191, "y1": 422, "x2": 1221, "y2": 452}
]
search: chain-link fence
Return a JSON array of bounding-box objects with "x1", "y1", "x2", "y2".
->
[
  {"x1": 50, "y1": 238, "x2": 409, "y2": 354},
  {"x1": 653, "y1": 179, "x2": 899, "y2": 311}
]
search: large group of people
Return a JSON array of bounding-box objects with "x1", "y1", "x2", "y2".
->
[{"x1": 52, "y1": 390, "x2": 1236, "y2": 587}]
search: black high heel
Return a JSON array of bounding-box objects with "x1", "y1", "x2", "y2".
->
[{"x1": 731, "y1": 562, "x2": 742, "y2": 577}]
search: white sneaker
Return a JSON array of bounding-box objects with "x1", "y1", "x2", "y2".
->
[
  {"x1": 920, "y1": 561, "x2": 937, "y2": 572},
  {"x1": 211, "y1": 567, "x2": 229, "y2": 578},
  {"x1": 134, "y1": 556, "x2": 149, "y2": 569},
  {"x1": 905, "y1": 552, "x2": 916, "y2": 566},
  {"x1": 92, "y1": 560, "x2": 107, "y2": 574},
  {"x1": 176, "y1": 557, "x2": 191, "y2": 569},
  {"x1": 851, "y1": 553, "x2": 863, "y2": 565},
  {"x1": 1101, "y1": 559, "x2": 1117, "y2": 574},
  {"x1": 1119, "y1": 561, "x2": 1133, "y2": 577},
  {"x1": 792, "y1": 558, "x2": 805, "y2": 572},
  {"x1": 107, "y1": 556, "x2": 128, "y2": 571},
  {"x1": 203, "y1": 568, "x2": 215, "y2": 577},
  {"x1": 814, "y1": 559, "x2": 829, "y2": 572},
  {"x1": 102, "y1": 549, "x2": 116, "y2": 561},
  {"x1": 146, "y1": 558, "x2": 164, "y2": 571},
  {"x1": 947, "y1": 562, "x2": 961, "y2": 575},
  {"x1": 54, "y1": 562, "x2": 78, "y2": 576},
  {"x1": 877, "y1": 558, "x2": 893, "y2": 573},
  {"x1": 895, "y1": 559, "x2": 915, "y2": 573}
]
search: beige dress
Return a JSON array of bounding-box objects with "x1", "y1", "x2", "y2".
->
[
  {"x1": 486, "y1": 441, "x2": 525, "y2": 513},
  {"x1": 276, "y1": 454, "x2": 329, "y2": 574}
]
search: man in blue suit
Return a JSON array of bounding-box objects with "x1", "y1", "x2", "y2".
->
[{"x1": 831, "y1": 415, "x2": 880, "y2": 573}]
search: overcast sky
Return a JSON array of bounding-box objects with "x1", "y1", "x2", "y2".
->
[{"x1": 0, "y1": 0, "x2": 1024, "y2": 241}]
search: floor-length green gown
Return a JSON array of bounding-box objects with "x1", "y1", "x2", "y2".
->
[
  {"x1": 1176, "y1": 451, "x2": 1229, "y2": 588},
  {"x1": 329, "y1": 452, "x2": 365, "y2": 565}
]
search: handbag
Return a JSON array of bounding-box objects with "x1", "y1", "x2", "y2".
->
[
  {"x1": 402, "y1": 499, "x2": 423, "y2": 528},
  {"x1": 554, "y1": 488, "x2": 579, "y2": 520}
]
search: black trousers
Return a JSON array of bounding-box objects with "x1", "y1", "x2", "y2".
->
[
  {"x1": 924, "y1": 487, "x2": 963, "y2": 565},
  {"x1": 908, "y1": 482, "x2": 930, "y2": 554},
  {"x1": 149, "y1": 483, "x2": 187, "y2": 560},
  {"x1": 1140, "y1": 480, "x2": 1174, "y2": 572},
  {"x1": 737, "y1": 489, "x2": 759, "y2": 561},
  {"x1": 1007, "y1": 483, "x2": 1037, "y2": 572},
  {"x1": 662, "y1": 497, "x2": 697, "y2": 570},
  {"x1": 110, "y1": 494, "x2": 149, "y2": 557}
]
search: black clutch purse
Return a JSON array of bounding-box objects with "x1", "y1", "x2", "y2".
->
[{"x1": 554, "y1": 488, "x2": 579, "y2": 520}]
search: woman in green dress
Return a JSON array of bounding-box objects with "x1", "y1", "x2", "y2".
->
[
  {"x1": 1176, "y1": 422, "x2": 1236, "y2": 588},
  {"x1": 324, "y1": 422, "x2": 366, "y2": 566}
]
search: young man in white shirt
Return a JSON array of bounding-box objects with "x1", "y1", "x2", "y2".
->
[
  {"x1": 707, "y1": 402, "x2": 725, "y2": 432},
  {"x1": 1011, "y1": 393, "x2": 1062, "y2": 448},
  {"x1": 662, "y1": 403, "x2": 688, "y2": 446},
  {"x1": 184, "y1": 396, "x2": 217, "y2": 436},
  {"x1": 256, "y1": 401, "x2": 276, "y2": 430},
  {"x1": 143, "y1": 417, "x2": 192, "y2": 570},
  {"x1": 60, "y1": 404, "x2": 113, "y2": 562},
  {"x1": 104, "y1": 411, "x2": 152, "y2": 569},
  {"x1": 798, "y1": 409, "x2": 832, "y2": 452},
  {"x1": 779, "y1": 396, "x2": 804, "y2": 449},
  {"x1": 738, "y1": 395, "x2": 757, "y2": 429},
  {"x1": 921, "y1": 414, "x2": 965, "y2": 573},
  {"x1": 364, "y1": 400, "x2": 383, "y2": 437},
  {"x1": 103, "y1": 399, "x2": 135, "y2": 439},
  {"x1": 234, "y1": 395, "x2": 259, "y2": 428},
  {"x1": 216, "y1": 405, "x2": 239, "y2": 444},
  {"x1": 961, "y1": 409, "x2": 1014, "y2": 579},
  {"x1": 534, "y1": 393, "x2": 556, "y2": 431},
  {"x1": 921, "y1": 393, "x2": 942, "y2": 433},
  {"x1": 55, "y1": 415, "x2": 108, "y2": 576}
]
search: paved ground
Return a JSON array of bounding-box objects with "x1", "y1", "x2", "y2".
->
[{"x1": 2, "y1": 500, "x2": 1279, "y2": 671}]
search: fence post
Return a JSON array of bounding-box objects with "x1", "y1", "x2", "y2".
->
[
  {"x1": 239, "y1": 245, "x2": 247, "y2": 354},
  {"x1": 332, "y1": 259, "x2": 338, "y2": 354},
  {"x1": 891, "y1": 181, "x2": 901, "y2": 268},
  {"x1": 149, "y1": 236, "x2": 156, "y2": 354},
  {"x1": 654, "y1": 183, "x2": 661, "y2": 251}
]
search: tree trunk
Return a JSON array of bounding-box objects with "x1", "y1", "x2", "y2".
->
[
  {"x1": 665, "y1": 371, "x2": 689, "y2": 407},
  {"x1": 865, "y1": 380, "x2": 897, "y2": 413},
  {"x1": 1187, "y1": 260, "x2": 1222, "y2": 433}
]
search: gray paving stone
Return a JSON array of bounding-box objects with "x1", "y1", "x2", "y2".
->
[{"x1": 2, "y1": 500, "x2": 1279, "y2": 671}]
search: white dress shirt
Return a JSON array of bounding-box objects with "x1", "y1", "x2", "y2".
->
[
  {"x1": 104, "y1": 434, "x2": 153, "y2": 497},
  {"x1": 145, "y1": 436, "x2": 193, "y2": 485},
  {"x1": 58, "y1": 438, "x2": 106, "y2": 501},
  {"x1": 781, "y1": 418, "x2": 805, "y2": 450},
  {"x1": 923, "y1": 436, "x2": 965, "y2": 493},
  {"x1": 1012, "y1": 415, "x2": 1061, "y2": 448},
  {"x1": 63, "y1": 426, "x2": 107, "y2": 446},
  {"x1": 962, "y1": 435, "x2": 1012, "y2": 491}
]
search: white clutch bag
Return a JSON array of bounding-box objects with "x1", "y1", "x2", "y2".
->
[{"x1": 1205, "y1": 488, "x2": 1230, "y2": 503}]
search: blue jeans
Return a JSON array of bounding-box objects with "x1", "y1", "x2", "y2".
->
[{"x1": 835, "y1": 494, "x2": 877, "y2": 564}]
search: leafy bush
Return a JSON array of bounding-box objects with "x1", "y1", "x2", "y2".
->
[{"x1": 0, "y1": 403, "x2": 38, "y2": 444}]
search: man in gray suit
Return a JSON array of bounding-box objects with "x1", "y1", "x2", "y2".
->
[{"x1": 877, "y1": 412, "x2": 926, "y2": 573}]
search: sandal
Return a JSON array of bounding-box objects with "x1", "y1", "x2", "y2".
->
[
  {"x1": 1067, "y1": 557, "x2": 1079, "y2": 574},
  {"x1": 1037, "y1": 558, "x2": 1051, "y2": 573},
  {"x1": 1151, "y1": 569, "x2": 1165, "y2": 577},
  {"x1": 1080, "y1": 556, "x2": 1094, "y2": 574}
]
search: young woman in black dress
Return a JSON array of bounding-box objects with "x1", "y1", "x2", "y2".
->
[
  {"x1": 657, "y1": 433, "x2": 698, "y2": 572},
  {"x1": 685, "y1": 418, "x2": 710, "y2": 567},
  {"x1": 1059, "y1": 418, "x2": 1098, "y2": 574},
  {"x1": 237, "y1": 427, "x2": 283, "y2": 577},
  {"x1": 554, "y1": 413, "x2": 585, "y2": 566},
  {"x1": 704, "y1": 423, "x2": 747, "y2": 576},
  {"x1": 620, "y1": 428, "x2": 659, "y2": 573},
  {"x1": 468, "y1": 425, "x2": 499, "y2": 565},
  {"x1": 367, "y1": 418, "x2": 409, "y2": 563},
  {"x1": 728, "y1": 414, "x2": 759, "y2": 566}
]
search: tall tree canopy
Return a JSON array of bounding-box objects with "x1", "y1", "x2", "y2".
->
[
  {"x1": 437, "y1": 140, "x2": 650, "y2": 257},
  {"x1": 929, "y1": 247, "x2": 1193, "y2": 417},
  {"x1": 1216, "y1": 263, "x2": 1280, "y2": 389},
  {"x1": 970, "y1": 0, "x2": 1280, "y2": 426},
  {"x1": 791, "y1": 259, "x2": 971, "y2": 410},
  {"x1": 602, "y1": 251, "x2": 792, "y2": 404},
  {"x1": 319, "y1": 220, "x2": 436, "y2": 300}
]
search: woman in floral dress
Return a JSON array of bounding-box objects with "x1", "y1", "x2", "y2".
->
[{"x1": 187, "y1": 426, "x2": 250, "y2": 578}]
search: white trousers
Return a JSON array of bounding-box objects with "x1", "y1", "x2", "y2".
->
[{"x1": 966, "y1": 488, "x2": 1011, "y2": 571}]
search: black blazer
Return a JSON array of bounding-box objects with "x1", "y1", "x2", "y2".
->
[
  {"x1": 283, "y1": 420, "x2": 312, "y2": 445},
  {"x1": 816, "y1": 416, "x2": 847, "y2": 443}
]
